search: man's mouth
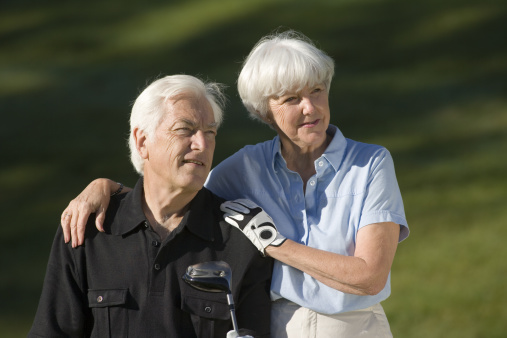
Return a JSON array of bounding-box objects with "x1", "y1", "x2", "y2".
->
[{"x1": 183, "y1": 159, "x2": 205, "y2": 166}]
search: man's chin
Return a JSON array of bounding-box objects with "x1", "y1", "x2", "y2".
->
[{"x1": 182, "y1": 175, "x2": 208, "y2": 191}]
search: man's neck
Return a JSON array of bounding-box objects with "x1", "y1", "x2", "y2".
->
[{"x1": 142, "y1": 177, "x2": 198, "y2": 241}]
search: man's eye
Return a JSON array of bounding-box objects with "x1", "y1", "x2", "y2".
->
[{"x1": 175, "y1": 127, "x2": 192, "y2": 135}]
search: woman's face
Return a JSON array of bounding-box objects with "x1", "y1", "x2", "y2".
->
[{"x1": 267, "y1": 84, "x2": 330, "y2": 151}]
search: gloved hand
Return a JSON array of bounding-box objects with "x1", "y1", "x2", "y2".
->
[
  {"x1": 220, "y1": 199, "x2": 286, "y2": 256},
  {"x1": 226, "y1": 330, "x2": 253, "y2": 338}
]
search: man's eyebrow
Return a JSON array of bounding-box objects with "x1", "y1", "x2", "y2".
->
[
  {"x1": 173, "y1": 119, "x2": 217, "y2": 129},
  {"x1": 174, "y1": 119, "x2": 197, "y2": 127}
]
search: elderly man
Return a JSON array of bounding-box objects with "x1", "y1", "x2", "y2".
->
[{"x1": 28, "y1": 75, "x2": 272, "y2": 337}]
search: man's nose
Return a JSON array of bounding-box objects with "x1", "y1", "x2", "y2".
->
[{"x1": 190, "y1": 130, "x2": 207, "y2": 150}]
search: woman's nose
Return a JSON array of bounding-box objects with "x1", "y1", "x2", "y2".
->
[{"x1": 301, "y1": 96, "x2": 315, "y2": 115}]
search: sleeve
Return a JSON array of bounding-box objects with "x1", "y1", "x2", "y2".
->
[
  {"x1": 205, "y1": 146, "x2": 256, "y2": 201},
  {"x1": 359, "y1": 149, "x2": 410, "y2": 242},
  {"x1": 235, "y1": 256, "x2": 273, "y2": 338},
  {"x1": 28, "y1": 226, "x2": 90, "y2": 337}
]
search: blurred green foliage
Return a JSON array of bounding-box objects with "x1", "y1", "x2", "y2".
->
[{"x1": 1, "y1": 0, "x2": 506, "y2": 336}]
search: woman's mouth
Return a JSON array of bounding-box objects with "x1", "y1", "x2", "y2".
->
[{"x1": 300, "y1": 119, "x2": 320, "y2": 128}]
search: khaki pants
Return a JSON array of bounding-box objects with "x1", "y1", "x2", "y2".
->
[{"x1": 271, "y1": 299, "x2": 393, "y2": 338}]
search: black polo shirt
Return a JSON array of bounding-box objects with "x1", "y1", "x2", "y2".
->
[{"x1": 29, "y1": 179, "x2": 272, "y2": 337}]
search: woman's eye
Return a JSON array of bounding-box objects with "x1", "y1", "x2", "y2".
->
[{"x1": 284, "y1": 96, "x2": 297, "y2": 103}]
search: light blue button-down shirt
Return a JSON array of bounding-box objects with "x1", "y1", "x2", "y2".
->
[{"x1": 205, "y1": 125, "x2": 409, "y2": 314}]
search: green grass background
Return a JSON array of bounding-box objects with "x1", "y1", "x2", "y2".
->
[{"x1": 1, "y1": 0, "x2": 506, "y2": 336}]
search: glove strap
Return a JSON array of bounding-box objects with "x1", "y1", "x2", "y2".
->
[{"x1": 270, "y1": 233, "x2": 287, "y2": 247}]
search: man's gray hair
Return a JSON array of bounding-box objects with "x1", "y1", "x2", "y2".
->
[
  {"x1": 129, "y1": 75, "x2": 226, "y2": 174},
  {"x1": 237, "y1": 30, "x2": 334, "y2": 123}
]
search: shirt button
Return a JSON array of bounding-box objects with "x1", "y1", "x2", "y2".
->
[
  {"x1": 154, "y1": 263, "x2": 160, "y2": 270},
  {"x1": 309, "y1": 180, "x2": 316, "y2": 186},
  {"x1": 144, "y1": 221, "x2": 149, "y2": 229},
  {"x1": 204, "y1": 306, "x2": 212, "y2": 313},
  {"x1": 152, "y1": 240, "x2": 160, "y2": 247},
  {"x1": 97, "y1": 296, "x2": 103, "y2": 303},
  {"x1": 318, "y1": 160, "x2": 324, "y2": 167}
]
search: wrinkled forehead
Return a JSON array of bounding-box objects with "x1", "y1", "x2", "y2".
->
[{"x1": 164, "y1": 93, "x2": 216, "y2": 124}]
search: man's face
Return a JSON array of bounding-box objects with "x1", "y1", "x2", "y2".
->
[{"x1": 142, "y1": 94, "x2": 217, "y2": 193}]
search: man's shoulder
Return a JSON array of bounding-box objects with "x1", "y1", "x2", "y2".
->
[
  {"x1": 199, "y1": 187, "x2": 226, "y2": 211},
  {"x1": 99, "y1": 193, "x2": 126, "y2": 229}
]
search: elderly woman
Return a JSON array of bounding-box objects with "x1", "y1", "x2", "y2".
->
[{"x1": 61, "y1": 31, "x2": 409, "y2": 337}]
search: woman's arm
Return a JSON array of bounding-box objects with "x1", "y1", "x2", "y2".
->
[
  {"x1": 60, "y1": 178, "x2": 132, "y2": 247},
  {"x1": 265, "y1": 222, "x2": 400, "y2": 296}
]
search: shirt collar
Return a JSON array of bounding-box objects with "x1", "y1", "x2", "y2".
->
[
  {"x1": 109, "y1": 178, "x2": 146, "y2": 235},
  {"x1": 271, "y1": 124, "x2": 347, "y2": 173},
  {"x1": 110, "y1": 178, "x2": 216, "y2": 242},
  {"x1": 182, "y1": 187, "x2": 217, "y2": 242},
  {"x1": 321, "y1": 125, "x2": 347, "y2": 172}
]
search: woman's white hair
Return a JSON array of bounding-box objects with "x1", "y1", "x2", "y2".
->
[
  {"x1": 238, "y1": 30, "x2": 335, "y2": 123},
  {"x1": 129, "y1": 74, "x2": 226, "y2": 175}
]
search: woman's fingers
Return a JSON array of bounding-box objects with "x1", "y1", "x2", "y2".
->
[{"x1": 61, "y1": 208, "x2": 72, "y2": 243}]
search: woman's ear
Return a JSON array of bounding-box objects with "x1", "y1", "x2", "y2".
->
[
  {"x1": 133, "y1": 127, "x2": 149, "y2": 160},
  {"x1": 259, "y1": 111, "x2": 273, "y2": 124}
]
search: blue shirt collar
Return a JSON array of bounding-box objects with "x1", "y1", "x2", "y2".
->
[{"x1": 271, "y1": 124, "x2": 347, "y2": 173}]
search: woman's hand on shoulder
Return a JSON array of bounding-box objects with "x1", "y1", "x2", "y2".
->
[{"x1": 60, "y1": 179, "x2": 128, "y2": 247}]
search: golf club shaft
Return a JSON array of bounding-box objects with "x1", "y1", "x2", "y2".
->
[{"x1": 227, "y1": 293, "x2": 239, "y2": 333}]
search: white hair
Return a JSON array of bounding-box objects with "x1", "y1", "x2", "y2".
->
[
  {"x1": 129, "y1": 74, "x2": 226, "y2": 174},
  {"x1": 237, "y1": 30, "x2": 335, "y2": 123}
]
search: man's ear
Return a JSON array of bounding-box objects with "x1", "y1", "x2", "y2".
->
[{"x1": 133, "y1": 127, "x2": 149, "y2": 160}]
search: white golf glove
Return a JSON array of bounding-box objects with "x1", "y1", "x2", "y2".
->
[
  {"x1": 226, "y1": 330, "x2": 253, "y2": 338},
  {"x1": 220, "y1": 199, "x2": 286, "y2": 256}
]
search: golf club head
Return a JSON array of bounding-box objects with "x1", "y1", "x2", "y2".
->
[{"x1": 182, "y1": 261, "x2": 232, "y2": 293}]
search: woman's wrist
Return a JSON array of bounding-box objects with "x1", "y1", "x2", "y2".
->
[{"x1": 110, "y1": 181, "x2": 124, "y2": 196}]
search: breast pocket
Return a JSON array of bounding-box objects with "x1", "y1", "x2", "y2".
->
[
  {"x1": 181, "y1": 291, "x2": 231, "y2": 337},
  {"x1": 88, "y1": 288, "x2": 128, "y2": 338}
]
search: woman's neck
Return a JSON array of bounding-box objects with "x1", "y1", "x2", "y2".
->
[{"x1": 280, "y1": 133, "x2": 331, "y2": 187}]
